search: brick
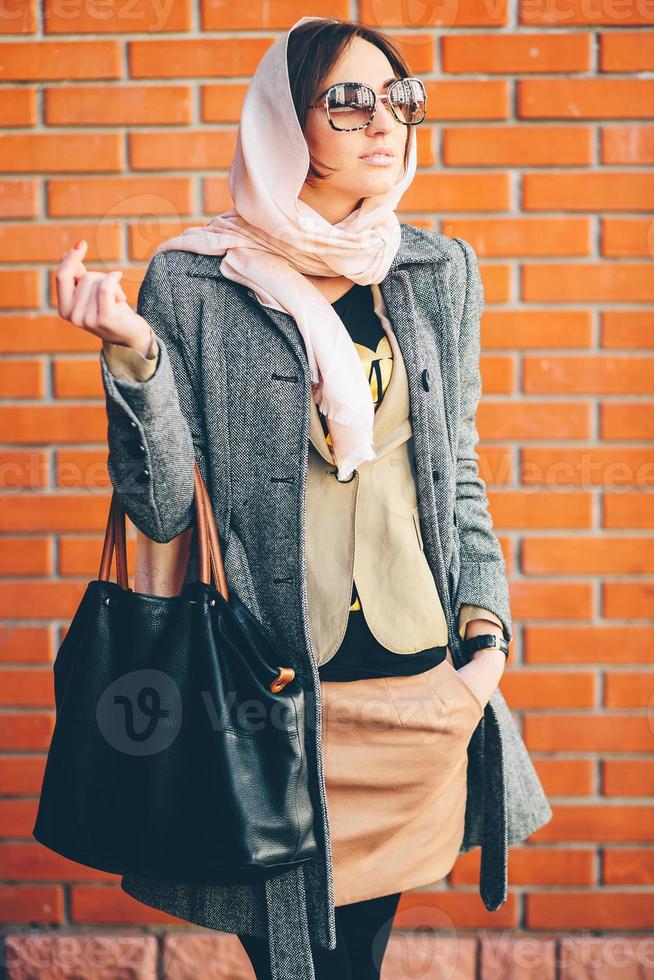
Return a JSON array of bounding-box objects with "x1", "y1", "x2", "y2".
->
[
  {"x1": 0, "y1": 887, "x2": 63, "y2": 924},
  {"x1": 604, "y1": 494, "x2": 654, "y2": 529},
  {"x1": 527, "y1": 894, "x2": 654, "y2": 930},
  {"x1": 525, "y1": 717, "x2": 654, "y2": 753},
  {"x1": 0, "y1": 225, "x2": 120, "y2": 264},
  {"x1": 533, "y1": 758, "x2": 595, "y2": 796},
  {"x1": 202, "y1": 1, "x2": 349, "y2": 30},
  {"x1": 0, "y1": 755, "x2": 45, "y2": 795},
  {"x1": 129, "y1": 37, "x2": 271, "y2": 78},
  {"x1": 523, "y1": 537, "x2": 654, "y2": 574},
  {"x1": 404, "y1": 173, "x2": 510, "y2": 213},
  {"x1": 604, "y1": 581, "x2": 654, "y2": 619},
  {"x1": 524, "y1": 626, "x2": 654, "y2": 664},
  {"x1": 602, "y1": 311, "x2": 654, "y2": 349},
  {"x1": 0, "y1": 406, "x2": 107, "y2": 443},
  {"x1": 500, "y1": 670, "x2": 595, "y2": 709},
  {"x1": 59, "y1": 535, "x2": 136, "y2": 576},
  {"x1": 0, "y1": 625, "x2": 51, "y2": 662},
  {"x1": 0, "y1": 2, "x2": 36, "y2": 32},
  {"x1": 536, "y1": 804, "x2": 654, "y2": 843},
  {"x1": 0, "y1": 799, "x2": 40, "y2": 837},
  {"x1": 0, "y1": 358, "x2": 44, "y2": 394},
  {"x1": 560, "y1": 935, "x2": 654, "y2": 975},
  {"x1": 4, "y1": 932, "x2": 157, "y2": 978},
  {"x1": 521, "y1": 447, "x2": 654, "y2": 488},
  {"x1": 162, "y1": 931, "x2": 255, "y2": 979},
  {"x1": 443, "y1": 126, "x2": 591, "y2": 166},
  {"x1": 0, "y1": 180, "x2": 39, "y2": 218},
  {"x1": 0, "y1": 539, "x2": 50, "y2": 576},
  {"x1": 360, "y1": 0, "x2": 508, "y2": 26},
  {"x1": 441, "y1": 218, "x2": 591, "y2": 256},
  {"x1": 602, "y1": 126, "x2": 654, "y2": 164},
  {"x1": 480, "y1": 933, "x2": 556, "y2": 978},
  {"x1": 383, "y1": 931, "x2": 477, "y2": 978},
  {"x1": 603, "y1": 760, "x2": 654, "y2": 797},
  {"x1": 0, "y1": 450, "x2": 49, "y2": 490},
  {"x1": 479, "y1": 401, "x2": 590, "y2": 439},
  {"x1": 603, "y1": 848, "x2": 654, "y2": 885},
  {"x1": 44, "y1": 0, "x2": 192, "y2": 33},
  {"x1": 519, "y1": 79, "x2": 654, "y2": 118},
  {"x1": 604, "y1": 672, "x2": 654, "y2": 708},
  {"x1": 47, "y1": 176, "x2": 193, "y2": 220},
  {"x1": 0, "y1": 41, "x2": 120, "y2": 81},
  {"x1": 0, "y1": 88, "x2": 37, "y2": 126},
  {"x1": 0, "y1": 134, "x2": 122, "y2": 173},
  {"x1": 201, "y1": 83, "x2": 249, "y2": 123},
  {"x1": 482, "y1": 310, "x2": 592, "y2": 348},
  {"x1": 522, "y1": 262, "x2": 654, "y2": 302},
  {"x1": 129, "y1": 130, "x2": 236, "y2": 171},
  {"x1": 0, "y1": 713, "x2": 53, "y2": 750},
  {"x1": 601, "y1": 217, "x2": 654, "y2": 256},
  {"x1": 0, "y1": 669, "x2": 52, "y2": 707},
  {"x1": 0, "y1": 842, "x2": 114, "y2": 881},
  {"x1": 601, "y1": 32, "x2": 654, "y2": 71},
  {"x1": 508, "y1": 582, "x2": 593, "y2": 623},
  {"x1": 442, "y1": 32, "x2": 590, "y2": 73},
  {"x1": 524, "y1": 355, "x2": 654, "y2": 393},
  {"x1": 523, "y1": 173, "x2": 654, "y2": 212},
  {"x1": 489, "y1": 491, "x2": 591, "y2": 528},
  {"x1": 45, "y1": 86, "x2": 193, "y2": 126},
  {"x1": 55, "y1": 450, "x2": 111, "y2": 489},
  {"x1": 602, "y1": 402, "x2": 654, "y2": 438},
  {"x1": 0, "y1": 581, "x2": 104, "y2": 620},
  {"x1": 72, "y1": 885, "x2": 191, "y2": 925}
]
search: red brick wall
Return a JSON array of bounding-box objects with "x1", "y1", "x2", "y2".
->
[{"x1": 1, "y1": 0, "x2": 653, "y2": 956}]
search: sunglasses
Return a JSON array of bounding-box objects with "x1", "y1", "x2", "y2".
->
[{"x1": 308, "y1": 77, "x2": 427, "y2": 132}]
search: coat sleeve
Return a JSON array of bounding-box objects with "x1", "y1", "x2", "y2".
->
[
  {"x1": 451, "y1": 237, "x2": 513, "y2": 647},
  {"x1": 99, "y1": 252, "x2": 206, "y2": 543}
]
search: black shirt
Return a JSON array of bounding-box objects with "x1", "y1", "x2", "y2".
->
[{"x1": 316, "y1": 284, "x2": 447, "y2": 683}]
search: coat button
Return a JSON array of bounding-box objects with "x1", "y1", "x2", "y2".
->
[
  {"x1": 130, "y1": 420, "x2": 138, "y2": 429},
  {"x1": 432, "y1": 468, "x2": 440, "y2": 482},
  {"x1": 421, "y1": 369, "x2": 430, "y2": 391}
]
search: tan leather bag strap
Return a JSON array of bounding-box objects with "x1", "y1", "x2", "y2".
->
[{"x1": 98, "y1": 461, "x2": 229, "y2": 600}]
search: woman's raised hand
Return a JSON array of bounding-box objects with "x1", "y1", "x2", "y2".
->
[{"x1": 55, "y1": 240, "x2": 154, "y2": 356}]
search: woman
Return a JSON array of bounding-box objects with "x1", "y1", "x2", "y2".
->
[{"x1": 55, "y1": 16, "x2": 552, "y2": 980}]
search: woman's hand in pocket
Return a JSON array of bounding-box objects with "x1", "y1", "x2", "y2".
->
[{"x1": 456, "y1": 651, "x2": 505, "y2": 709}]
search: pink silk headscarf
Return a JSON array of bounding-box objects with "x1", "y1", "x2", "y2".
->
[{"x1": 152, "y1": 15, "x2": 417, "y2": 481}]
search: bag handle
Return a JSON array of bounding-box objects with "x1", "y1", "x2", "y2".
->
[{"x1": 98, "y1": 462, "x2": 229, "y2": 601}]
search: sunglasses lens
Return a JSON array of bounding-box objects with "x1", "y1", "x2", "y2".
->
[
  {"x1": 389, "y1": 78, "x2": 426, "y2": 124},
  {"x1": 326, "y1": 82, "x2": 376, "y2": 130},
  {"x1": 326, "y1": 79, "x2": 426, "y2": 129}
]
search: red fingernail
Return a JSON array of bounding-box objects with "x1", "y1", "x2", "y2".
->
[{"x1": 73, "y1": 239, "x2": 83, "y2": 249}]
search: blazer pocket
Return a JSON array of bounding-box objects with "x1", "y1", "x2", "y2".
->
[{"x1": 413, "y1": 506, "x2": 425, "y2": 551}]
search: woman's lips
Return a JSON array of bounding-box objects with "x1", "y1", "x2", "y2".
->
[{"x1": 359, "y1": 153, "x2": 395, "y2": 167}]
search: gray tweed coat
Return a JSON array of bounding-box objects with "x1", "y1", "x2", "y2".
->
[{"x1": 99, "y1": 223, "x2": 552, "y2": 980}]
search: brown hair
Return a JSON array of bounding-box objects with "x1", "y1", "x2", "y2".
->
[{"x1": 286, "y1": 18, "x2": 415, "y2": 185}]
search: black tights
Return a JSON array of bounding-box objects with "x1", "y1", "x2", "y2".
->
[{"x1": 238, "y1": 890, "x2": 402, "y2": 980}]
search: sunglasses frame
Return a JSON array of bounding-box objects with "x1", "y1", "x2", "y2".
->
[{"x1": 308, "y1": 76, "x2": 427, "y2": 132}]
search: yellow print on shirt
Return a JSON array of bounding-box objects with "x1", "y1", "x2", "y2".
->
[{"x1": 321, "y1": 335, "x2": 394, "y2": 447}]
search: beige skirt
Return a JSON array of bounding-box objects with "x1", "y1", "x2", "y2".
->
[{"x1": 320, "y1": 655, "x2": 484, "y2": 906}]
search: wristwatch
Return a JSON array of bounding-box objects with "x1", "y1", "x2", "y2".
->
[{"x1": 462, "y1": 633, "x2": 509, "y2": 659}]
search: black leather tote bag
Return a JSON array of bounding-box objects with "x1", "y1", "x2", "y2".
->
[{"x1": 32, "y1": 462, "x2": 317, "y2": 884}]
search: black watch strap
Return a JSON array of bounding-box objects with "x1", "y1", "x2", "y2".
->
[{"x1": 462, "y1": 633, "x2": 509, "y2": 659}]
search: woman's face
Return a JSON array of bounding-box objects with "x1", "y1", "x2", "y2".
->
[{"x1": 299, "y1": 36, "x2": 409, "y2": 225}]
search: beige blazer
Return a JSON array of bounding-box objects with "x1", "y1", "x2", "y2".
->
[{"x1": 102, "y1": 290, "x2": 502, "y2": 656}]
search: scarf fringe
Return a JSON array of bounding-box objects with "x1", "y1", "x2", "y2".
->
[{"x1": 334, "y1": 445, "x2": 378, "y2": 482}]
